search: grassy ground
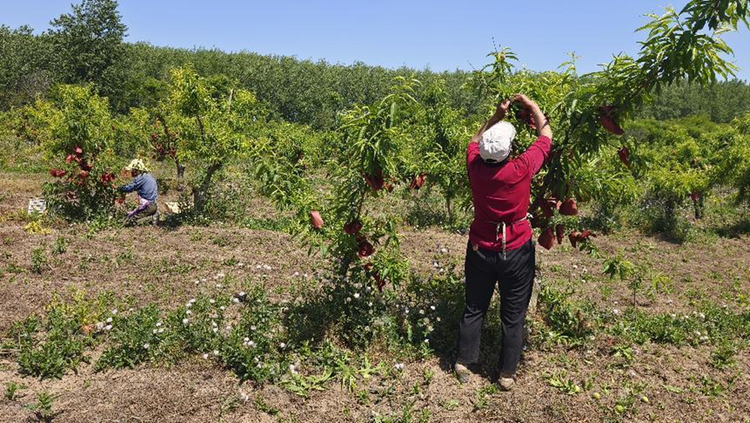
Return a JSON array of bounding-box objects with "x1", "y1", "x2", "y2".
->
[{"x1": 1, "y1": 170, "x2": 749, "y2": 422}]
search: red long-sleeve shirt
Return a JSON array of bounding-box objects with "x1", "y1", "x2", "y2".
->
[{"x1": 467, "y1": 135, "x2": 552, "y2": 251}]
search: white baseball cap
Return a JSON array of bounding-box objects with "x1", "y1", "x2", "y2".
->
[{"x1": 479, "y1": 121, "x2": 516, "y2": 163}]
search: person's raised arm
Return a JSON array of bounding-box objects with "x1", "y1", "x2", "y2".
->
[
  {"x1": 513, "y1": 94, "x2": 552, "y2": 140},
  {"x1": 470, "y1": 100, "x2": 512, "y2": 144}
]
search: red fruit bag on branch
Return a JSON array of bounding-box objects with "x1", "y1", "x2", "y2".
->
[
  {"x1": 310, "y1": 210, "x2": 324, "y2": 229},
  {"x1": 568, "y1": 231, "x2": 579, "y2": 248},
  {"x1": 343, "y1": 220, "x2": 363, "y2": 235},
  {"x1": 49, "y1": 169, "x2": 67, "y2": 178},
  {"x1": 358, "y1": 240, "x2": 375, "y2": 258},
  {"x1": 409, "y1": 173, "x2": 427, "y2": 190},
  {"x1": 364, "y1": 169, "x2": 384, "y2": 191},
  {"x1": 559, "y1": 199, "x2": 578, "y2": 216},
  {"x1": 617, "y1": 147, "x2": 630, "y2": 168},
  {"x1": 373, "y1": 272, "x2": 386, "y2": 292},
  {"x1": 599, "y1": 105, "x2": 625, "y2": 135},
  {"x1": 555, "y1": 224, "x2": 565, "y2": 244},
  {"x1": 538, "y1": 227, "x2": 555, "y2": 250}
]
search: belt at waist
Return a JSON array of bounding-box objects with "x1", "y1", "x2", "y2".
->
[{"x1": 478, "y1": 213, "x2": 531, "y2": 259}]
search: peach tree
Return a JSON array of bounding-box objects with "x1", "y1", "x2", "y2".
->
[
  {"x1": 18, "y1": 85, "x2": 121, "y2": 219},
  {"x1": 162, "y1": 67, "x2": 266, "y2": 216},
  {"x1": 408, "y1": 80, "x2": 473, "y2": 225},
  {"x1": 468, "y1": 1, "x2": 749, "y2": 249}
]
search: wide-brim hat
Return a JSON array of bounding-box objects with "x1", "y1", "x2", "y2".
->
[{"x1": 125, "y1": 158, "x2": 149, "y2": 172}]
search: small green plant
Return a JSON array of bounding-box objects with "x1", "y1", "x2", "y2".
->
[
  {"x1": 537, "y1": 286, "x2": 596, "y2": 347},
  {"x1": 710, "y1": 342, "x2": 738, "y2": 370},
  {"x1": 611, "y1": 344, "x2": 635, "y2": 366},
  {"x1": 281, "y1": 369, "x2": 334, "y2": 398},
  {"x1": 472, "y1": 384, "x2": 498, "y2": 411},
  {"x1": 30, "y1": 247, "x2": 48, "y2": 274},
  {"x1": 51, "y1": 237, "x2": 67, "y2": 256},
  {"x1": 698, "y1": 376, "x2": 727, "y2": 397},
  {"x1": 14, "y1": 292, "x2": 104, "y2": 379},
  {"x1": 24, "y1": 391, "x2": 58, "y2": 422},
  {"x1": 545, "y1": 371, "x2": 583, "y2": 394},
  {"x1": 253, "y1": 394, "x2": 279, "y2": 415},
  {"x1": 602, "y1": 253, "x2": 635, "y2": 281},
  {"x1": 4, "y1": 381, "x2": 26, "y2": 400}
]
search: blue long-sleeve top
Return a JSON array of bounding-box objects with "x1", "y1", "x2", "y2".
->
[{"x1": 119, "y1": 173, "x2": 158, "y2": 202}]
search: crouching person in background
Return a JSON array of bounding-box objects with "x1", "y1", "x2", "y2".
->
[{"x1": 118, "y1": 159, "x2": 159, "y2": 226}]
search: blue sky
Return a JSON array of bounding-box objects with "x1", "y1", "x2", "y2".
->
[{"x1": 2, "y1": 0, "x2": 748, "y2": 80}]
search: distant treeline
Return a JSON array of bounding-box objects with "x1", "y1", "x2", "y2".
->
[{"x1": 1, "y1": 0, "x2": 749, "y2": 129}]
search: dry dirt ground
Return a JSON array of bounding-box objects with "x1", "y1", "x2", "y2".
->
[{"x1": 1, "y1": 172, "x2": 749, "y2": 422}]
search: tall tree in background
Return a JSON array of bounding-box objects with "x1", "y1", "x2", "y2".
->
[
  {"x1": 0, "y1": 25, "x2": 57, "y2": 109},
  {"x1": 47, "y1": 0, "x2": 127, "y2": 101}
]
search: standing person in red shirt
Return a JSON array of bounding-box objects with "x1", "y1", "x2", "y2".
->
[{"x1": 454, "y1": 94, "x2": 552, "y2": 390}]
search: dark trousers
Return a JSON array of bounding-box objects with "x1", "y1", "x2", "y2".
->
[
  {"x1": 126, "y1": 202, "x2": 157, "y2": 226},
  {"x1": 457, "y1": 239, "x2": 535, "y2": 377}
]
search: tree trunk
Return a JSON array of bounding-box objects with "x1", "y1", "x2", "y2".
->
[
  {"x1": 193, "y1": 163, "x2": 221, "y2": 216},
  {"x1": 175, "y1": 159, "x2": 186, "y2": 191},
  {"x1": 528, "y1": 275, "x2": 541, "y2": 315},
  {"x1": 693, "y1": 195, "x2": 704, "y2": 219},
  {"x1": 445, "y1": 195, "x2": 453, "y2": 225}
]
